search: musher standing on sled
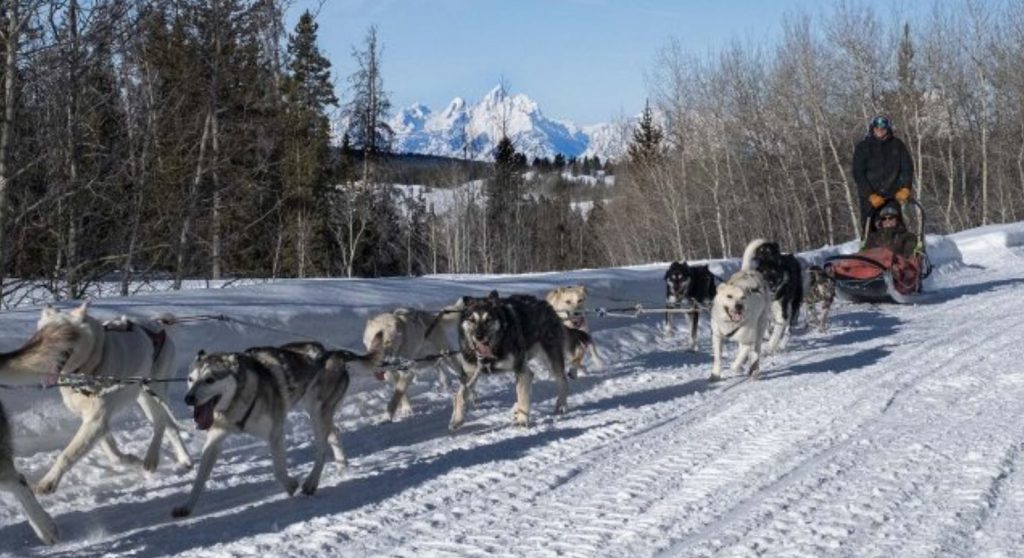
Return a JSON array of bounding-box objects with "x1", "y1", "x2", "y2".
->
[{"x1": 852, "y1": 115, "x2": 914, "y2": 231}]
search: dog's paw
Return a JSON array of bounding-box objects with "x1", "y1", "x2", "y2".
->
[
  {"x1": 34, "y1": 477, "x2": 58, "y2": 496},
  {"x1": 171, "y1": 505, "x2": 192, "y2": 518},
  {"x1": 301, "y1": 477, "x2": 319, "y2": 496},
  {"x1": 283, "y1": 477, "x2": 299, "y2": 496},
  {"x1": 143, "y1": 454, "x2": 159, "y2": 472},
  {"x1": 708, "y1": 373, "x2": 724, "y2": 382},
  {"x1": 448, "y1": 418, "x2": 464, "y2": 432},
  {"x1": 553, "y1": 403, "x2": 568, "y2": 415},
  {"x1": 513, "y1": 409, "x2": 530, "y2": 427}
]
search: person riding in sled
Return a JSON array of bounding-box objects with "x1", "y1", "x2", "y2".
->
[
  {"x1": 864, "y1": 202, "x2": 919, "y2": 259},
  {"x1": 852, "y1": 115, "x2": 914, "y2": 229}
]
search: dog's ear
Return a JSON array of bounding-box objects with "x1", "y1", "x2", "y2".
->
[
  {"x1": 578, "y1": 284, "x2": 588, "y2": 296},
  {"x1": 69, "y1": 300, "x2": 90, "y2": 321},
  {"x1": 195, "y1": 349, "x2": 206, "y2": 359},
  {"x1": 488, "y1": 290, "x2": 499, "y2": 300},
  {"x1": 681, "y1": 262, "x2": 689, "y2": 270},
  {"x1": 41, "y1": 304, "x2": 58, "y2": 320}
]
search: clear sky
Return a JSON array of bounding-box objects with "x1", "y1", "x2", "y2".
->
[{"x1": 290, "y1": 0, "x2": 928, "y2": 126}]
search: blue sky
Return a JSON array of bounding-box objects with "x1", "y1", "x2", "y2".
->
[{"x1": 290, "y1": 0, "x2": 927, "y2": 125}]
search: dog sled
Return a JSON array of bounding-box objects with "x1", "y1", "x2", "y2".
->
[{"x1": 824, "y1": 199, "x2": 932, "y2": 304}]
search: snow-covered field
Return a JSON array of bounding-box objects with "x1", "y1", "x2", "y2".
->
[{"x1": 3, "y1": 223, "x2": 1024, "y2": 557}]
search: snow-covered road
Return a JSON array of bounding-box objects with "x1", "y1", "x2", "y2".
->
[{"x1": 3, "y1": 224, "x2": 1024, "y2": 557}]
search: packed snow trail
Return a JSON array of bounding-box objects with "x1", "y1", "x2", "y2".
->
[{"x1": 1, "y1": 225, "x2": 1024, "y2": 557}]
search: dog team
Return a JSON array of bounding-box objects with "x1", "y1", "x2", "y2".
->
[{"x1": 0, "y1": 237, "x2": 833, "y2": 544}]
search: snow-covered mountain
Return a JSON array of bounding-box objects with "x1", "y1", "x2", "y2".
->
[{"x1": 388, "y1": 86, "x2": 630, "y2": 162}]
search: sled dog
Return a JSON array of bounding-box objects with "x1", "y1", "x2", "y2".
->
[
  {"x1": 363, "y1": 308, "x2": 457, "y2": 421},
  {"x1": 663, "y1": 261, "x2": 718, "y2": 350},
  {"x1": 710, "y1": 240, "x2": 772, "y2": 381},
  {"x1": 172, "y1": 342, "x2": 378, "y2": 517},
  {"x1": 0, "y1": 323, "x2": 77, "y2": 544},
  {"x1": 441, "y1": 291, "x2": 573, "y2": 430},
  {"x1": 748, "y1": 239, "x2": 804, "y2": 353},
  {"x1": 6, "y1": 303, "x2": 193, "y2": 495},
  {"x1": 804, "y1": 265, "x2": 836, "y2": 332},
  {"x1": 545, "y1": 285, "x2": 602, "y2": 376}
]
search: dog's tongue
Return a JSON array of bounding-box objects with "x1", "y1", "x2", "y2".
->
[
  {"x1": 193, "y1": 400, "x2": 215, "y2": 431},
  {"x1": 474, "y1": 341, "x2": 494, "y2": 359}
]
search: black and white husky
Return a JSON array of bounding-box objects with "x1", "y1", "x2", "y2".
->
[
  {"x1": 748, "y1": 239, "x2": 804, "y2": 353},
  {"x1": 443, "y1": 291, "x2": 580, "y2": 430},
  {"x1": 172, "y1": 342, "x2": 379, "y2": 518},
  {"x1": 664, "y1": 261, "x2": 718, "y2": 350}
]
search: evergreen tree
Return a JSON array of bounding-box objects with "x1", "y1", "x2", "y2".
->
[
  {"x1": 280, "y1": 9, "x2": 337, "y2": 277},
  {"x1": 627, "y1": 100, "x2": 663, "y2": 166}
]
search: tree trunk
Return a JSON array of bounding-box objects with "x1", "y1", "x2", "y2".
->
[{"x1": 175, "y1": 111, "x2": 213, "y2": 290}]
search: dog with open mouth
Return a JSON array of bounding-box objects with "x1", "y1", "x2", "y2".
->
[
  {"x1": 709, "y1": 239, "x2": 772, "y2": 381},
  {"x1": 442, "y1": 290, "x2": 574, "y2": 430},
  {"x1": 172, "y1": 341, "x2": 379, "y2": 518},
  {"x1": 663, "y1": 261, "x2": 718, "y2": 350}
]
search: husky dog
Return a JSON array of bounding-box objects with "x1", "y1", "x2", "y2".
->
[
  {"x1": 11, "y1": 302, "x2": 192, "y2": 495},
  {"x1": 172, "y1": 342, "x2": 378, "y2": 518},
  {"x1": 362, "y1": 308, "x2": 457, "y2": 421},
  {"x1": 545, "y1": 285, "x2": 602, "y2": 377},
  {"x1": 749, "y1": 240, "x2": 804, "y2": 353},
  {"x1": 804, "y1": 265, "x2": 836, "y2": 332},
  {"x1": 664, "y1": 261, "x2": 717, "y2": 350},
  {"x1": 710, "y1": 240, "x2": 772, "y2": 381},
  {"x1": 0, "y1": 324, "x2": 77, "y2": 545},
  {"x1": 444, "y1": 291, "x2": 571, "y2": 430}
]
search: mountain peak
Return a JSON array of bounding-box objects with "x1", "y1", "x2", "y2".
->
[{"x1": 388, "y1": 88, "x2": 629, "y2": 162}]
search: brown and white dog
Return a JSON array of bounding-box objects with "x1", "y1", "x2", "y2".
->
[{"x1": 545, "y1": 285, "x2": 602, "y2": 377}]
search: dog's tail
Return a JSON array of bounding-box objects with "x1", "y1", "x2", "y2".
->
[
  {"x1": 742, "y1": 238, "x2": 768, "y2": 271},
  {"x1": 565, "y1": 327, "x2": 603, "y2": 370},
  {"x1": 0, "y1": 324, "x2": 79, "y2": 386}
]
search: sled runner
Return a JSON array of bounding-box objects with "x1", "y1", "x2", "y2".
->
[{"x1": 824, "y1": 200, "x2": 932, "y2": 304}]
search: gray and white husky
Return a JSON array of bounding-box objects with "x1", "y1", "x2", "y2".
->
[
  {"x1": 1, "y1": 302, "x2": 192, "y2": 497},
  {"x1": 0, "y1": 323, "x2": 77, "y2": 545},
  {"x1": 710, "y1": 239, "x2": 772, "y2": 381},
  {"x1": 362, "y1": 308, "x2": 457, "y2": 421},
  {"x1": 172, "y1": 342, "x2": 379, "y2": 518}
]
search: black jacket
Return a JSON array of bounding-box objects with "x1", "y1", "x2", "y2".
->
[{"x1": 852, "y1": 133, "x2": 914, "y2": 223}]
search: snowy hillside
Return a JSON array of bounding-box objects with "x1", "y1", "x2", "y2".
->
[
  {"x1": 389, "y1": 86, "x2": 630, "y2": 162},
  {"x1": 3, "y1": 223, "x2": 1024, "y2": 556}
]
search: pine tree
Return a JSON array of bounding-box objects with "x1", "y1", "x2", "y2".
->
[
  {"x1": 280, "y1": 9, "x2": 337, "y2": 277},
  {"x1": 628, "y1": 100, "x2": 663, "y2": 166}
]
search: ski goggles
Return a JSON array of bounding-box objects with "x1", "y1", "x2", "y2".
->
[{"x1": 871, "y1": 116, "x2": 891, "y2": 129}]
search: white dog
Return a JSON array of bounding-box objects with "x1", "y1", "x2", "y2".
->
[
  {"x1": 0, "y1": 322, "x2": 78, "y2": 545},
  {"x1": 363, "y1": 308, "x2": 457, "y2": 421},
  {"x1": 30, "y1": 302, "x2": 193, "y2": 494},
  {"x1": 710, "y1": 240, "x2": 772, "y2": 381}
]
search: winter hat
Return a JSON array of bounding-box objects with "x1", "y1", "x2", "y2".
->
[
  {"x1": 869, "y1": 115, "x2": 892, "y2": 132},
  {"x1": 878, "y1": 203, "x2": 900, "y2": 218}
]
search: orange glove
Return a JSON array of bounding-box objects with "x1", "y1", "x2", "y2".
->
[
  {"x1": 869, "y1": 193, "x2": 885, "y2": 209},
  {"x1": 895, "y1": 186, "x2": 912, "y2": 203}
]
